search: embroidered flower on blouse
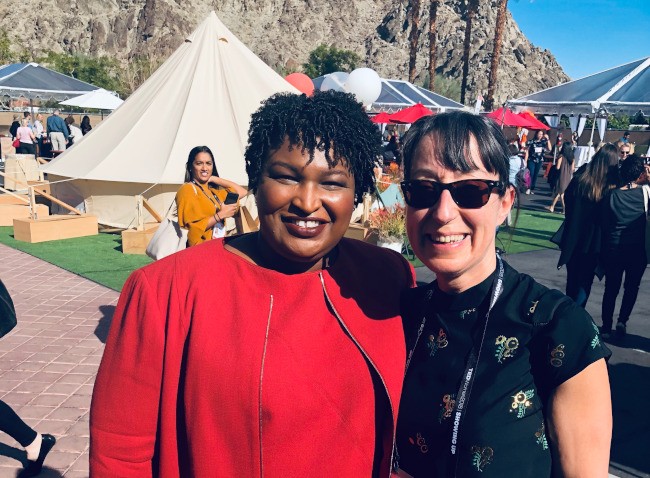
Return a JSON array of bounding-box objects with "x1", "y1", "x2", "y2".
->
[
  {"x1": 550, "y1": 344, "x2": 565, "y2": 367},
  {"x1": 408, "y1": 433, "x2": 428, "y2": 454},
  {"x1": 590, "y1": 322, "x2": 601, "y2": 349},
  {"x1": 427, "y1": 328, "x2": 448, "y2": 357},
  {"x1": 495, "y1": 335, "x2": 519, "y2": 363},
  {"x1": 438, "y1": 393, "x2": 456, "y2": 423},
  {"x1": 471, "y1": 446, "x2": 494, "y2": 472},
  {"x1": 459, "y1": 308, "x2": 476, "y2": 319},
  {"x1": 510, "y1": 389, "x2": 534, "y2": 418},
  {"x1": 535, "y1": 423, "x2": 549, "y2": 450}
]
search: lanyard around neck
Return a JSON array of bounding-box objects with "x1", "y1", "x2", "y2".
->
[
  {"x1": 192, "y1": 180, "x2": 222, "y2": 209},
  {"x1": 402, "y1": 254, "x2": 505, "y2": 476}
]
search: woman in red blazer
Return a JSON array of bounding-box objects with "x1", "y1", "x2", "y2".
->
[{"x1": 90, "y1": 91, "x2": 416, "y2": 477}]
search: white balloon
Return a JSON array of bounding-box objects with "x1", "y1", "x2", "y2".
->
[
  {"x1": 320, "y1": 72, "x2": 349, "y2": 92},
  {"x1": 344, "y1": 68, "x2": 382, "y2": 106}
]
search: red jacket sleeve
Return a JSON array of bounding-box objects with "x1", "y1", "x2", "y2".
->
[{"x1": 90, "y1": 269, "x2": 168, "y2": 477}]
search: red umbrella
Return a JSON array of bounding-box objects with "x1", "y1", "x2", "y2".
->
[
  {"x1": 370, "y1": 112, "x2": 391, "y2": 124},
  {"x1": 388, "y1": 103, "x2": 434, "y2": 124},
  {"x1": 486, "y1": 107, "x2": 531, "y2": 127},
  {"x1": 517, "y1": 111, "x2": 550, "y2": 130}
]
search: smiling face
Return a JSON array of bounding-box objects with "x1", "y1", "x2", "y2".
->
[
  {"x1": 190, "y1": 152, "x2": 214, "y2": 185},
  {"x1": 406, "y1": 135, "x2": 514, "y2": 292},
  {"x1": 255, "y1": 139, "x2": 355, "y2": 271}
]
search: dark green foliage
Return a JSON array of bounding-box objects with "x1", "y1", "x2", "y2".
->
[
  {"x1": 302, "y1": 44, "x2": 361, "y2": 78},
  {"x1": 0, "y1": 29, "x2": 15, "y2": 64},
  {"x1": 37, "y1": 51, "x2": 121, "y2": 92}
]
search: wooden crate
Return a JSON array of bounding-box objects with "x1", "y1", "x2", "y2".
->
[
  {"x1": 0, "y1": 204, "x2": 49, "y2": 226},
  {"x1": 27, "y1": 180, "x2": 51, "y2": 196},
  {"x1": 121, "y1": 223, "x2": 159, "y2": 255},
  {"x1": 0, "y1": 194, "x2": 30, "y2": 206},
  {"x1": 344, "y1": 223, "x2": 378, "y2": 245},
  {"x1": 13, "y1": 215, "x2": 98, "y2": 243}
]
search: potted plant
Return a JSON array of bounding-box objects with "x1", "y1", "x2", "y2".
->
[{"x1": 369, "y1": 205, "x2": 406, "y2": 252}]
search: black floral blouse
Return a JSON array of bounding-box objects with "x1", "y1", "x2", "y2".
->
[{"x1": 395, "y1": 261, "x2": 610, "y2": 477}]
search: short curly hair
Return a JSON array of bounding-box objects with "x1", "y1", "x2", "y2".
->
[{"x1": 244, "y1": 90, "x2": 381, "y2": 205}]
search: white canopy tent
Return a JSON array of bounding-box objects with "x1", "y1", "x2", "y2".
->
[
  {"x1": 59, "y1": 88, "x2": 124, "y2": 110},
  {"x1": 42, "y1": 11, "x2": 297, "y2": 228},
  {"x1": 508, "y1": 57, "x2": 650, "y2": 116}
]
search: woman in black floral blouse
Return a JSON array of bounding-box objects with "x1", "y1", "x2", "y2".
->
[{"x1": 394, "y1": 111, "x2": 611, "y2": 477}]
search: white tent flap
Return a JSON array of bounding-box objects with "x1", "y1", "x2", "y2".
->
[{"x1": 597, "y1": 118, "x2": 608, "y2": 141}]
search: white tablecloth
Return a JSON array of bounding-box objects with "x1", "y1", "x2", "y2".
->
[{"x1": 574, "y1": 146, "x2": 595, "y2": 168}]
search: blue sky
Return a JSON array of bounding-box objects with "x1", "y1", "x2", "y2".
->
[{"x1": 508, "y1": 0, "x2": 649, "y2": 80}]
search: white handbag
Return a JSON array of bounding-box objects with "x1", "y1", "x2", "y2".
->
[
  {"x1": 145, "y1": 218, "x2": 188, "y2": 260},
  {"x1": 145, "y1": 198, "x2": 189, "y2": 260}
]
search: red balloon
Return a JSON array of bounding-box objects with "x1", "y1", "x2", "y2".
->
[{"x1": 285, "y1": 73, "x2": 315, "y2": 96}]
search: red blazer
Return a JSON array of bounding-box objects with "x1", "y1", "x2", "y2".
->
[{"x1": 90, "y1": 238, "x2": 415, "y2": 477}]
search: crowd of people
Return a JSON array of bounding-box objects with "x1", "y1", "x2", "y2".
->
[{"x1": 5, "y1": 110, "x2": 93, "y2": 158}]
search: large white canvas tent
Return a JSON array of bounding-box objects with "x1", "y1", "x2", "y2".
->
[
  {"x1": 508, "y1": 57, "x2": 650, "y2": 116},
  {"x1": 42, "y1": 11, "x2": 297, "y2": 228}
]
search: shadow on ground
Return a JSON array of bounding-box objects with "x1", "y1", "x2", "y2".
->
[
  {"x1": 608, "y1": 362, "x2": 650, "y2": 476},
  {"x1": 0, "y1": 443, "x2": 64, "y2": 478},
  {"x1": 94, "y1": 304, "x2": 116, "y2": 343}
]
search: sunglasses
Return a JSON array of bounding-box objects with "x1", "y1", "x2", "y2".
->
[
  {"x1": 620, "y1": 151, "x2": 630, "y2": 156},
  {"x1": 401, "y1": 179, "x2": 505, "y2": 209}
]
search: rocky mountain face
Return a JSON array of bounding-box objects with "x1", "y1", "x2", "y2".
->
[{"x1": 0, "y1": 0, "x2": 569, "y2": 106}]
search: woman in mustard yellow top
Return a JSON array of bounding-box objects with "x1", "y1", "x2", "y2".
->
[{"x1": 176, "y1": 146, "x2": 247, "y2": 246}]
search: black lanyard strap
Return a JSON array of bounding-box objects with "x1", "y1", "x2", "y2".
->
[
  {"x1": 449, "y1": 255, "x2": 504, "y2": 477},
  {"x1": 396, "y1": 255, "x2": 505, "y2": 477},
  {"x1": 192, "y1": 180, "x2": 223, "y2": 210}
]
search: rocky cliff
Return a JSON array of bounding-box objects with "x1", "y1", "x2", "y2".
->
[{"x1": 0, "y1": 0, "x2": 569, "y2": 106}]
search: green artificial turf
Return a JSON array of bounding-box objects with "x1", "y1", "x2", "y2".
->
[
  {"x1": 0, "y1": 209, "x2": 561, "y2": 290},
  {"x1": 0, "y1": 227, "x2": 152, "y2": 291},
  {"x1": 497, "y1": 209, "x2": 563, "y2": 255}
]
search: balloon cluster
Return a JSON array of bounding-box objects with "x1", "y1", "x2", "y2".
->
[
  {"x1": 320, "y1": 68, "x2": 382, "y2": 107},
  {"x1": 285, "y1": 68, "x2": 383, "y2": 107}
]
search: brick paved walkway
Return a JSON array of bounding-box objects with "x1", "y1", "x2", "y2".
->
[{"x1": 0, "y1": 244, "x2": 118, "y2": 477}]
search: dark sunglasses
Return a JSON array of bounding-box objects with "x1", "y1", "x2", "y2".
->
[
  {"x1": 620, "y1": 151, "x2": 630, "y2": 156},
  {"x1": 401, "y1": 179, "x2": 505, "y2": 209}
]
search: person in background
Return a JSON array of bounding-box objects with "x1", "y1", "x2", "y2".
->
[
  {"x1": 395, "y1": 111, "x2": 611, "y2": 477},
  {"x1": 90, "y1": 90, "x2": 416, "y2": 477},
  {"x1": 547, "y1": 142, "x2": 575, "y2": 213},
  {"x1": 524, "y1": 130, "x2": 551, "y2": 194},
  {"x1": 600, "y1": 154, "x2": 649, "y2": 339},
  {"x1": 618, "y1": 142, "x2": 631, "y2": 164},
  {"x1": 175, "y1": 146, "x2": 247, "y2": 246},
  {"x1": 15, "y1": 118, "x2": 36, "y2": 155},
  {"x1": 9, "y1": 114, "x2": 20, "y2": 140},
  {"x1": 32, "y1": 114, "x2": 45, "y2": 156},
  {"x1": 80, "y1": 115, "x2": 92, "y2": 136},
  {"x1": 557, "y1": 144, "x2": 619, "y2": 307},
  {"x1": 64, "y1": 116, "x2": 83, "y2": 146},
  {"x1": 505, "y1": 143, "x2": 523, "y2": 227},
  {"x1": 571, "y1": 131, "x2": 579, "y2": 147},
  {"x1": 619, "y1": 131, "x2": 630, "y2": 144},
  {"x1": 46, "y1": 110, "x2": 69, "y2": 152},
  {"x1": 1, "y1": 280, "x2": 57, "y2": 477}
]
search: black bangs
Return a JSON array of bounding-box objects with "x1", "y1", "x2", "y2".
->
[{"x1": 402, "y1": 111, "x2": 510, "y2": 185}]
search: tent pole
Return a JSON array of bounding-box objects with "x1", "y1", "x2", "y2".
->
[
  {"x1": 500, "y1": 103, "x2": 506, "y2": 130},
  {"x1": 588, "y1": 113, "x2": 596, "y2": 148}
]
